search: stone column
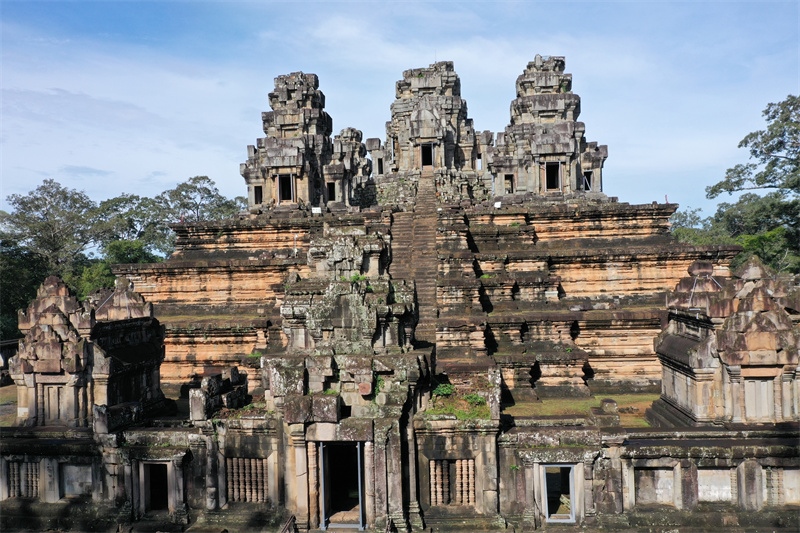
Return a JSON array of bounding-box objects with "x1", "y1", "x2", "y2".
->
[
  {"x1": 0, "y1": 457, "x2": 6, "y2": 501},
  {"x1": 364, "y1": 441, "x2": 375, "y2": 528},
  {"x1": 289, "y1": 424, "x2": 309, "y2": 530},
  {"x1": 737, "y1": 459, "x2": 763, "y2": 511},
  {"x1": 728, "y1": 366, "x2": 744, "y2": 423},
  {"x1": 307, "y1": 442, "x2": 319, "y2": 529},
  {"x1": 781, "y1": 368, "x2": 794, "y2": 421},
  {"x1": 404, "y1": 407, "x2": 423, "y2": 530},
  {"x1": 680, "y1": 459, "x2": 697, "y2": 510},
  {"x1": 373, "y1": 420, "x2": 390, "y2": 530},
  {"x1": 205, "y1": 432, "x2": 218, "y2": 510},
  {"x1": 386, "y1": 420, "x2": 407, "y2": 530},
  {"x1": 40, "y1": 457, "x2": 58, "y2": 502},
  {"x1": 582, "y1": 459, "x2": 595, "y2": 521}
]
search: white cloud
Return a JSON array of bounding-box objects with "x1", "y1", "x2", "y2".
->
[{"x1": 1, "y1": 1, "x2": 796, "y2": 218}]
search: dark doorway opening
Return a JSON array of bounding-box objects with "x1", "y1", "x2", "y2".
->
[
  {"x1": 377, "y1": 158, "x2": 384, "y2": 175},
  {"x1": 476, "y1": 153, "x2": 483, "y2": 170},
  {"x1": 545, "y1": 465, "x2": 574, "y2": 522},
  {"x1": 279, "y1": 174, "x2": 293, "y2": 202},
  {"x1": 582, "y1": 171, "x2": 592, "y2": 191},
  {"x1": 320, "y1": 442, "x2": 364, "y2": 530},
  {"x1": 504, "y1": 174, "x2": 514, "y2": 194},
  {"x1": 254, "y1": 185, "x2": 263, "y2": 205},
  {"x1": 546, "y1": 162, "x2": 560, "y2": 190},
  {"x1": 421, "y1": 144, "x2": 434, "y2": 167},
  {"x1": 145, "y1": 463, "x2": 168, "y2": 511},
  {"x1": 327, "y1": 182, "x2": 336, "y2": 202}
]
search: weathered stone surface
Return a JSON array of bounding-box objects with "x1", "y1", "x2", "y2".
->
[{"x1": 7, "y1": 59, "x2": 798, "y2": 533}]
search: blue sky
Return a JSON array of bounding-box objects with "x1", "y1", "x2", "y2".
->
[{"x1": 1, "y1": 1, "x2": 797, "y2": 217}]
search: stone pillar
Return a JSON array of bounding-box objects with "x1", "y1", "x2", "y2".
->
[
  {"x1": 0, "y1": 457, "x2": 8, "y2": 501},
  {"x1": 781, "y1": 368, "x2": 794, "y2": 421},
  {"x1": 289, "y1": 424, "x2": 309, "y2": 530},
  {"x1": 582, "y1": 459, "x2": 595, "y2": 521},
  {"x1": 680, "y1": 459, "x2": 697, "y2": 510},
  {"x1": 737, "y1": 459, "x2": 763, "y2": 511},
  {"x1": 373, "y1": 420, "x2": 390, "y2": 530},
  {"x1": 522, "y1": 462, "x2": 538, "y2": 530},
  {"x1": 205, "y1": 432, "x2": 218, "y2": 510},
  {"x1": 41, "y1": 457, "x2": 58, "y2": 503},
  {"x1": 728, "y1": 366, "x2": 744, "y2": 423},
  {"x1": 217, "y1": 451, "x2": 227, "y2": 509},
  {"x1": 386, "y1": 420, "x2": 407, "y2": 530},
  {"x1": 621, "y1": 458, "x2": 634, "y2": 512},
  {"x1": 364, "y1": 441, "x2": 375, "y2": 528},
  {"x1": 404, "y1": 414, "x2": 423, "y2": 530},
  {"x1": 307, "y1": 442, "x2": 319, "y2": 529}
]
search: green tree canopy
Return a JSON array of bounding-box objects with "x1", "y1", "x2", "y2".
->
[
  {"x1": 706, "y1": 95, "x2": 799, "y2": 198},
  {"x1": 673, "y1": 95, "x2": 799, "y2": 273},
  {"x1": 0, "y1": 176, "x2": 244, "y2": 336},
  {"x1": 0, "y1": 179, "x2": 111, "y2": 277}
]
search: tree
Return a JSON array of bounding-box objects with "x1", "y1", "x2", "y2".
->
[
  {"x1": 0, "y1": 179, "x2": 111, "y2": 277},
  {"x1": 674, "y1": 95, "x2": 800, "y2": 273},
  {"x1": 156, "y1": 175, "x2": 245, "y2": 223},
  {"x1": 151, "y1": 176, "x2": 246, "y2": 255},
  {"x1": 0, "y1": 240, "x2": 48, "y2": 340},
  {"x1": 706, "y1": 95, "x2": 799, "y2": 198}
]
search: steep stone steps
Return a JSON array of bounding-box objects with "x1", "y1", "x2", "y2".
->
[{"x1": 408, "y1": 174, "x2": 439, "y2": 344}]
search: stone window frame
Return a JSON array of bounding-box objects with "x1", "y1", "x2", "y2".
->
[
  {"x1": 545, "y1": 162, "x2": 561, "y2": 191},
  {"x1": 541, "y1": 464, "x2": 576, "y2": 523}
]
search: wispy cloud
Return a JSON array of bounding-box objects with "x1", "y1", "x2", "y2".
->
[{"x1": 0, "y1": 1, "x2": 797, "y2": 216}]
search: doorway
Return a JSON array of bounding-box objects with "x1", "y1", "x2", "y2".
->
[
  {"x1": 421, "y1": 144, "x2": 434, "y2": 167},
  {"x1": 320, "y1": 442, "x2": 364, "y2": 530},
  {"x1": 544, "y1": 465, "x2": 574, "y2": 522},
  {"x1": 144, "y1": 463, "x2": 169, "y2": 511}
]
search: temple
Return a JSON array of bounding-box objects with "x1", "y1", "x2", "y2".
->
[{"x1": 1, "y1": 57, "x2": 798, "y2": 532}]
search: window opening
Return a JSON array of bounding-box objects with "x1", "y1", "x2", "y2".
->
[
  {"x1": 421, "y1": 144, "x2": 434, "y2": 167},
  {"x1": 377, "y1": 158, "x2": 384, "y2": 175},
  {"x1": 254, "y1": 185, "x2": 263, "y2": 205},
  {"x1": 582, "y1": 171, "x2": 592, "y2": 191},
  {"x1": 226, "y1": 458, "x2": 269, "y2": 503},
  {"x1": 327, "y1": 182, "x2": 336, "y2": 202},
  {"x1": 546, "y1": 163, "x2": 561, "y2": 190},
  {"x1": 476, "y1": 153, "x2": 483, "y2": 171},
  {"x1": 7, "y1": 461, "x2": 39, "y2": 498},
  {"x1": 504, "y1": 174, "x2": 514, "y2": 194},
  {"x1": 319, "y1": 442, "x2": 364, "y2": 530},
  {"x1": 144, "y1": 463, "x2": 169, "y2": 511},
  {"x1": 279, "y1": 174, "x2": 293, "y2": 202},
  {"x1": 544, "y1": 465, "x2": 575, "y2": 523},
  {"x1": 430, "y1": 459, "x2": 475, "y2": 506}
]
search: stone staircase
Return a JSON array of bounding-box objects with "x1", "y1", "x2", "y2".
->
[{"x1": 390, "y1": 172, "x2": 439, "y2": 346}]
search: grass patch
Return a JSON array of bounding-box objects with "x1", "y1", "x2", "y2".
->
[
  {"x1": 0, "y1": 385, "x2": 17, "y2": 427},
  {"x1": 426, "y1": 394, "x2": 491, "y2": 420},
  {"x1": 503, "y1": 393, "x2": 659, "y2": 428}
]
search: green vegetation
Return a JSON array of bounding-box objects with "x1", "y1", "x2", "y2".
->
[
  {"x1": 426, "y1": 397, "x2": 491, "y2": 420},
  {"x1": 374, "y1": 373, "x2": 385, "y2": 395},
  {"x1": 502, "y1": 393, "x2": 658, "y2": 428},
  {"x1": 463, "y1": 393, "x2": 487, "y2": 406},
  {"x1": 432, "y1": 383, "x2": 455, "y2": 397},
  {"x1": 671, "y1": 95, "x2": 799, "y2": 273},
  {"x1": 479, "y1": 273, "x2": 493, "y2": 279},
  {"x1": 0, "y1": 176, "x2": 245, "y2": 339},
  {"x1": 0, "y1": 385, "x2": 17, "y2": 427},
  {"x1": 427, "y1": 384, "x2": 491, "y2": 420}
]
